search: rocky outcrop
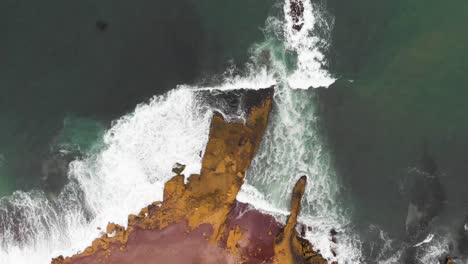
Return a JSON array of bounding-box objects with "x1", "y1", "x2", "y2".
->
[
  {"x1": 52, "y1": 90, "x2": 329, "y2": 264},
  {"x1": 274, "y1": 176, "x2": 330, "y2": 264},
  {"x1": 445, "y1": 256, "x2": 456, "y2": 264},
  {"x1": 290, "y1": 0, "x2": 305, "y2": 31}
]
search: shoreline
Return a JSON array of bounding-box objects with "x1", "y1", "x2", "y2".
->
[{"x1": 52, "y1": 88, "x2": 330, "y2": 264}]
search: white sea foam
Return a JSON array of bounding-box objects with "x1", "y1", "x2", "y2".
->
[
  {"x1": 414, "y1": 233, "x2": 435, "y2": 247},
  {"x1": 238, "y1": 183, "x2": 289, "y2": 222},
  {"x1": 242, "y1": 85, "x2": 362, "y2": 263},
  {"x1": 375, "y1": 229, "x2": 403, "y2": 264},
  {"x1": 0, "y1": 88, "x2": 213, "y2": 263},
  {"x1": 0, "y1": 0, "x2": 356, "y2": 263},
  {"x1": 415, "y1": 235, "x2": 450, "y2": 264},
  {"x1": 188, "y1": 66, "x2": 277, "y2": 91},
  {"x1": 283, "y1": 0, "x2": 336, "y2": 88},
  {"x1": 235, "y1": 2, "x2": 362, "y2": 262}
]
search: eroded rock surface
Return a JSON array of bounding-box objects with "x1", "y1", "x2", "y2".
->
[
  {"x1": 274, "y1": 176, "x2": 330, "y2": 264},
  {"x1": 52, "y1": 90, "x2": 329, "y2": 264}
]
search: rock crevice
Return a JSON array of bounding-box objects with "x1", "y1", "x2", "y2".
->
[{"x1": 52, "y1": 90, "x2": 329, "y2": 264}]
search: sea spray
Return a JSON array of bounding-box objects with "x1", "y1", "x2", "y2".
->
[
  {"x1": 0, "y1": 82, "x2": 281, "y2": 264},
  {"x1": 0, "y1": 0, "x2": 362, "y2": 263},
  {"x1": 238, "y1": 0, "x2": 361, "y2": 262},
  {"x1": 241, "y1": 86, "x2": 362, "y2": 263},
  {"x1": 283, "y1": 0, "x2": 335, "y2": 88},
  {"x1": 0, "y1": 88, "x2": 213, "y2": 263}
]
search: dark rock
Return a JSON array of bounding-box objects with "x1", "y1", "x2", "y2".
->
[
  {"x1": 96, "y1": 20, "x2": 108, "y2": 32},
  {"x1": 171, "y1": 163, "x2": 186, "y2": 175},
  {"x1": 290, "y1": 0, "x2": 305, "y2": 31}
]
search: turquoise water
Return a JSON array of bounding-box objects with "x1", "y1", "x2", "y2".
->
[
  {"x1": 1, "y1": 0, "x2": 468, "y2": 263},
  {"x1": 0, "y1": 0, "x2": 273, "y2": 196}
]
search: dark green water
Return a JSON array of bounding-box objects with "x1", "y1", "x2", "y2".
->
[
  {"x1": 0, "y1": 0, "x2": 273, "y2": 196},
  {"x1": 1, "y1": 0, "x2": 468, "y2": 262},
  {"x1": 322, "y1": 0, "x2": 468, "y2": 261}
]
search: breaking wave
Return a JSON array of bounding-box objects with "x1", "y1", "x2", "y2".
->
[{"x1": 0, "y1": 0, "x2": 368, "y2": 263}]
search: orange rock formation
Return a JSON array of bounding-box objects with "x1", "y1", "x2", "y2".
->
[
  {"x1": 274, "y1": 176, "x2": 332, "y2": 264},
  {"x1": 52, "y1": 90, "x2": 329, "y2": 264}
]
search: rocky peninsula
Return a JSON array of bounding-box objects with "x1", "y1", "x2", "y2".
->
[{"x1": 52, "y1": 89, "x2": 329, "y2": 264}]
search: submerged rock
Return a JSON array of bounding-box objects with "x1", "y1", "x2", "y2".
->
[
  {"x1": 95, "y1": 20, "x2": 108, "y2": 32},
  {"x1": 289, "y1": 0, "x2": 305, "y2": 31},
  {"x1": 51, "y1": 89, "x2": 329, "y2": 264},
  {"x1": 401, "y1": 146, "x2": 447, "y2": 263},
  {"x1": 171, "y1": 163, "x2": 186, "y2": 175}
]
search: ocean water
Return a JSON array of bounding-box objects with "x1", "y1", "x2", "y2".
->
[
  {"x1": 1, "y1": 0, "x2": 467, "y2": 263},
  {"x1": 0, "y1": 0, "x2": 272, "y2": 196},
  {"x1": 321, "y1": 0, "x2": 468, "y2": 262}
]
